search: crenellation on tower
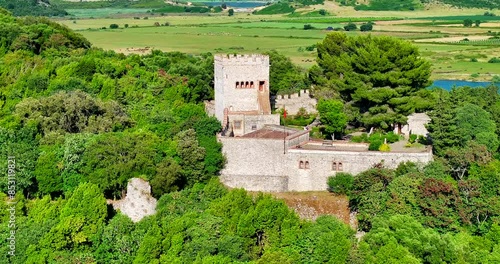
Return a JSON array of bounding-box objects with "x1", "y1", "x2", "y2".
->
[{"x1": 214, "y1": 54, "x2": 270, "y2": 66}]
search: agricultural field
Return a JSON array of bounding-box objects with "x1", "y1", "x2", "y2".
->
[{"x1": 56, "y1": 6, "x2": 500, "y2": 81}]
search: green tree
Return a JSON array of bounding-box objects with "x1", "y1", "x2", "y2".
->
[
  {"x1": 343, "y1": 22, "x2": 357, "y2": 31},
  {"x1": 40, "y1": 182, "x2": 107, "y2": 251},
  {"x1": 175, "y1": 129, "x2": 207, "y2": 187},
  {"x1": 454, "y1": 103, "x2": 498, "y2": 152},
  {"x1": 317, "y1": 99, "x2": 347, "y2": 138},
  {"x1": 228, "y1": 8, "x2": 234, "y2": 16},
  {"x1": 360, "y1": 23, "x2": 373, "y2": 31},
  {"x1": 264, "y1": 50, "x2": 307, "y2": 95},
  {"x1": 310, "y1": 32, "x2": 432, "y2": 130},
  {"x1": 463, "y1": 19, "x2": 473, "y2": 27}
]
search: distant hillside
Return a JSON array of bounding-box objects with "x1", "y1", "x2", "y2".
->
[
  {"x1": 0, "y1": 0, "x2": 67, "y2": 16},
  {"x1": 422, "y1": 0, "x2": 500, "y2": 9},
  {"x1": 51, "y1": 0, "x2": 168, "y2": 9},
  {"x1": 337, "y1": 0, "x2": 500, "y2": 11}
]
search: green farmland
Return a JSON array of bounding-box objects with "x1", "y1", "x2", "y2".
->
[{"x1": 58, "y1": 8, "x2": 500, "y2": 81}]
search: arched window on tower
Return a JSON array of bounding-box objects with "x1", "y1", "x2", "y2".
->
[
  {"x1": 250, "y1": 81, "x2": 254, "y2": 88},
  {"x1": 299, "y1": 161, "x2": 304, "y2": 169},
  {"x1": 338, "y1": 162, "x2": 343, "y2": 171},
  {"x1": 332, "y1": 162, "x2": 337, "y2": 171},
  {"x1": 236, "y1": 82, "x2": 240, "y2": 88},
  {"x1": 305, "y1": 161, "x2": 310, "y2": 169},
  {"x1": 245, "y1": 81, "x2": 249, "y2": 88}
]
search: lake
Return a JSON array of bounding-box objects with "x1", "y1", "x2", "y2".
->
[
  {"x1": 429, "y1": 80, "x2": 497, "y2": 90},
  {"x1": 202, "y1": 2, "x2": 267, "y2": 8}
]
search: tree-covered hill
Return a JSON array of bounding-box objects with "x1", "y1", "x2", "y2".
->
[
  {"x1": 1, "y1": 7, "x2": 500, "y2": 263},
  {"x1": 337, "y1": 0, "x2": 500, "y2": 11},
  {"x1": 0, "y1": 0, "x2": 67, "y2": 16}
]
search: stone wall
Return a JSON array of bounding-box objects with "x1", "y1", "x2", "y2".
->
[
  {"x1": 219, "y1": 134, "x2": 433, "y2": 192},
  {"x1": 394, "y1": 113, "x2": 431, "y2": 137},
  {"x1": 227, "y1": 114, "x2": 280, "y2": 137},
  {"x1": 219, "y1": 136, "x2": 287, "y2": 178},
  {"x1": 220, "y1": 174, "x2": 288, "y2": 192},
  {"x1": 108, "y1": 178, "x2": 157, "y2": 222},
  {"x1": 286, "y1": 148, "x2": 433, "y2": 191},
  {"x1": 274, "y1": 89, "x2": 317, "y2": 115}
]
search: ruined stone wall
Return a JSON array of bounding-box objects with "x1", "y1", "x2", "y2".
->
[
  {"x1": 214, "y1": 54, "x2": 270, "y2": 122},
  {"x1": 274, "y1": 90, "x2": 317, "y2": 115}
]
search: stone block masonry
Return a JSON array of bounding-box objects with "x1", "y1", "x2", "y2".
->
[{"x1": 274, "y1": 89, "x2": 317, "y2": 115}]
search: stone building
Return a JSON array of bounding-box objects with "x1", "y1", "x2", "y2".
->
[
  {"x1": 214, "y1": 54, "x2": 280, "y2": 137},
  {"x1": 215, "y1": 54, "x2": 433, "y2": 192}
]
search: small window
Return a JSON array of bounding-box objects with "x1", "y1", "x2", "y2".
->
[
  {"x1": 250, "y1": 81, "x2": 254, "y2": 88},
  {"x1": 245, "y1": 81, "x2": 249, "y2": 88},
  {"x1": 234, "y1": 120, "x2": 242, "y2": 129},
  {"x1": 251, "y1": 124, "x2": 257, "y2": 130},
  {"x1": 305, "y1": 161, "x2": 310, "y2": 169},
  {"x1": 236, "y1": 82, "x2": 240, "y2": 88},
  {"x1": 338, "y1": 162, "x2": 343, "y2": 171},
  {"x1": 259, "y1": 81, "x2": 265, "y2": 91},
  {"x1": 332, "y1": 162, "x2": 337, "y2": 171},
  {"x1": 299, "y1": 161, "x2": 304, "y2": 169}
]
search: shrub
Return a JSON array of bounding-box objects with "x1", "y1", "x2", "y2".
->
[
  {"x1": 351, "y1": 133, "x2": 368, "y2": 143},
  {"x1": 327, "y1": 173, "x2": 354, "y2": 195},
  {"x1": 305, "y1": 44, "x2": 316, "y2": 51},
  {"x1": 417, "y1": 135, "x2": 428, "y2": 145},
  {"x1": 470, "y1": 58, "x2": 478, "y2": 62},
  {"x1": 124, "y1": 24, "x2": 129, "y2": 28},
  {"x1": 344, "y1": 22, "x2": 357, "y2": 31},
  {"x1": 303, "y1": 24, "x2": 314, "y2": 30},
  {"x1": 360, "y1": 23, "x2": 373, "y2": 31},
  {"x1": 319, "y1": 9, "x2": 327, "y2": 15},
  {"x1": 369, "y1": 139, "x2": 382, "y2": 151},
  {"x1": 379, "y1": 143, "x2": 391, "y2": 152},
  {"x1": 488, "y1": 57, "x2": 500, "y2": 63},
  {"x1": 143, "y1": 17, "x2": 149, "y2": 20},
  {"x1": 409, "y1": 134, "x2": 417, "y2": 144},
  {"x1": 228, "y1": 8, "x2": 234, "y2": 16},
  {"x1": 109, "y1": 23, "x2": 119, "y2": 29}
]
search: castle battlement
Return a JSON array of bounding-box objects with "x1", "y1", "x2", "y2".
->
[
  {"x1": 215, "y1": 54, "x2": 269, "y2": 66},
  {"x1": 274, "y1": 89, "x2": 317, "y2": 115}
]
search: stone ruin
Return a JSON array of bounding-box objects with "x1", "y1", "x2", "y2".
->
[{"x1": 108, "y1": 178, "x2": 157, "y2": 223}]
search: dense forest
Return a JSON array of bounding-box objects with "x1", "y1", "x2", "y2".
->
[
  {"x1": 1, "y1": 7, "x2": 500, "y2": 263},
  {"x1": 0, "y1": 0, "x2": 67, "y2": 17}
]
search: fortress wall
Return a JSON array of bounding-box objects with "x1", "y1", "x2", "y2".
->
[
  {"x1": 275, "y1": 90, "x2": 317, "y2": 115},
  {"x1": 219, "y1": 137, "x2": 288, "y2": 177},
  {"x1": 220, "y1": 174, "x2": 288, "y2": 192},
  {"x1": 286, "y1": 149, "x2": 433, "y2": 191}
]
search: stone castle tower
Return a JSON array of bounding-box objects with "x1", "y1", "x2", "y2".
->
[{"x1": 214, "y1": 54, "x2": 279, "y2": 136}]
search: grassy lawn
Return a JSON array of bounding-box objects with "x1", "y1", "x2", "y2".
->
[{"x1": 57, "y1": 8, "x2": 500, "y2": 81}]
